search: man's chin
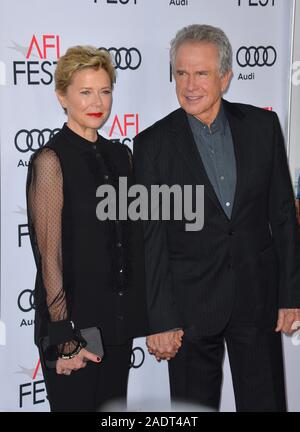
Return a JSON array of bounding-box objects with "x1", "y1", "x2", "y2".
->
[{"x1": 181, "y1": 105, "x2": 203, "y2": 117}]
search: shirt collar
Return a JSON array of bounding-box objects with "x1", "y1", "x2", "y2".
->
[{"x1": 187, "y1": 102, "x2": 227, "y2": 136}]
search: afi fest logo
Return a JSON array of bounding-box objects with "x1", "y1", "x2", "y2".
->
[
  {"x1": 18, "y1": 359, "x2": 47, "y2": 408},
  {"x1": 12, "y1": 34, "x2": 60, "y2": 85},
  {"x1": 292, "y1": 61, "x2": 300, "y2": 87},
  {"x1": 104, "y1": 113, "x2": 139, "y2": 146},
  {"x1": 93, "y1": 0, "x2": 137, "y2": 4},
  {"x1": 237, "y1": 0, "x2": 275, "y2": 5}
]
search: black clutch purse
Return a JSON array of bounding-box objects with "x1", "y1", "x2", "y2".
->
[
  {"x1": 40, "y1": 326, "x2": 104, "y2": 369},
  {"x1": 80, "y1": 327, "x2": 104, "y2": 358}
]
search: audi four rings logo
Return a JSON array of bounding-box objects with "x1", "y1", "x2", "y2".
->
[
  {"x1": 130, "y1": 346, "x2": 145, "y2": 369},
  {"x1": 15, "y1": 128, "x2": 60, "y2": 153},
  {"x1": 18, "y1": 289, "x2": 35, "y2": 313},
  {"x1": 99, "y1": 47, "x2": 142, "y2": 70},
  {"x1": 236, "y1": 46, "x2": 277, "y2": 67}
]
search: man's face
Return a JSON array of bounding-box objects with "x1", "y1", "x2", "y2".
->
[{"x1": 174, "y1": 41, "x2": 232, "y2": 125}]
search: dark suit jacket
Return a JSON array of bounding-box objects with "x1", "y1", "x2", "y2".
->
[{"x1": 133, "y1": 99, "x2": 300, "y2": 336}]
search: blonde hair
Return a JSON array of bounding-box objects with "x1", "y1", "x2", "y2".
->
[{"x1": 55, "y1": 45, "x2": 116, "y2": 94}]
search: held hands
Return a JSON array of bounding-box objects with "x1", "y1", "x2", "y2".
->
[
  {"x1": 146, "y1": 329, "x2": 184, "y2": 362},
  {"x1": 275, "y1": 309, "x2": 300, "y2": 334},
  {"x1": 56, "y1": 348, "x2": 101, "y2": 376}
]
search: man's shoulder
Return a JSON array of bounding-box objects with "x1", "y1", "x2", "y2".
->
[
  {"x1": 223, "y1": 99, "x2": 276, "y2": 122},
  {"x1": 135, "y1": 108, "x2": 183, "y2": 143}
]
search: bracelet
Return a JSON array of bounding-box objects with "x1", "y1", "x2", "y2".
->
[{"x1": 60, "y1": 342, "x2": 82, "y2": 360}]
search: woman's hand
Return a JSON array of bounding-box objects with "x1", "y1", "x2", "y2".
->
[{"x1": 56, "y1": 348, "x2": 101, "y2": 375}]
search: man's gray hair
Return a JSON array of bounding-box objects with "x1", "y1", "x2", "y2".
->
[{"x1": 170, "y1": 24, "x2": 233, "y2": 76}]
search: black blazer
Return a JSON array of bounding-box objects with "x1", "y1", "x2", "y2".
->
[{"x1": 133, "y1": 99, "x2": 300, "y2": 336}]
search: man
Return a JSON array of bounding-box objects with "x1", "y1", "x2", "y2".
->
[{"x1": 133, "y1": 24, "x2": 300, "y2": 412}]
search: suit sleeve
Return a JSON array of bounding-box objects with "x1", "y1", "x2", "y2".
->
[
  {"x1": 133, "y1": 133, "x2": 180, "y2": 333},
  {"x1": 268, "y1": 113, "x2": 300, "y2": 307}
]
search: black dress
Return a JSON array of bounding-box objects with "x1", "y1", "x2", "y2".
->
[{"x1": 26, "y1": 124, "x2": 147, "y2": 411}]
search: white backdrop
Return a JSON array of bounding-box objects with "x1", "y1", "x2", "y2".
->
[{"x1": 0, "y1": 0, "x2": 299, "y2": 412}]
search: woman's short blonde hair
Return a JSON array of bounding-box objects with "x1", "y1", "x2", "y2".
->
[{"x1": 55, "y1": 45, "x2": 116, "y2": 94}]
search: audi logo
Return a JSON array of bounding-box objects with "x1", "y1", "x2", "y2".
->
[
  {"x1": 15, "y1": 128, "x2": 60, "y2": 153},
  {"x1": 18, "y1": 289, "x2": 35, "y2": 313},
  {"x1": 236, "y1": 46, "x2": 277, "y2": 67},
  {"x1": 130, "y1": 346, "x2": 145, "y2": 369},
  {"x1": 99, "y1": 47, "x2": 142, "y2": 70}
]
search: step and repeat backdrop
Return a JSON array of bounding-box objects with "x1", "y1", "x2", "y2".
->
[{"x1": 0, "y1": 0, "x2": 299, "y2": 412}]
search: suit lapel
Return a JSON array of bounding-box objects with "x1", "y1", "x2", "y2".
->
[
  {"x1": 223, "y1": 99, "x2": 249, "y2": 221},
  {"x1": 171, "y1": 108, "x2": 224, "y2": 213},
  {"x1": 171, "y1": 102, "x2": 251, "y2": 221}
]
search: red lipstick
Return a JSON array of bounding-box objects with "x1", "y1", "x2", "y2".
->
[{"x1": 87, "y1": 112, "x2": 103, "y2": 118}]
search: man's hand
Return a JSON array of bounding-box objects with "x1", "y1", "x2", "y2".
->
[
  {"x1": 56, "y1": 348, "x2": 101, "y2": 375},
  {"x1": 275, "y1": 309, "x2": 300, "y2": 334},
  {"x1": 146, "y1": 329, "x2": 184, "y2": 361}
]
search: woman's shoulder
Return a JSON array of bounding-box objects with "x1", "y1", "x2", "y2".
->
[
  {"x1": 30, "y1": 127, "x2": 65, "y2": 165},
  {"x1": 30, "y1": 146, "x2": 61, "y2": 175}
]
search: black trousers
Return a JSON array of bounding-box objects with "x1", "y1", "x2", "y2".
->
[
  {"x1": 41, "y1": 340, "x2": 133, "y2": 412},
  {"x1": 168, "y1": 317, "x2": 286, "y2": 412}
]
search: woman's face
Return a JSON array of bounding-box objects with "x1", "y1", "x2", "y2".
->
[{"x1": 57, "y1": 67, "x2": 112, "y2": 140}]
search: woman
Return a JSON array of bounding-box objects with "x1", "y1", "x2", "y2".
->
[{"x1": 26, "y1": 46, "x2": 147, "y2": 412}]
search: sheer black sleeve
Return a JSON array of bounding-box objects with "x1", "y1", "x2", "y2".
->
[{"x1": 27, "y1": 148, "x2": 79, "y2": 355}]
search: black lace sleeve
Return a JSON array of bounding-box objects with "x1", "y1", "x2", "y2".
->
[{"x1": 27, "y1": 148, "x2": 79, "y2": 355}]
